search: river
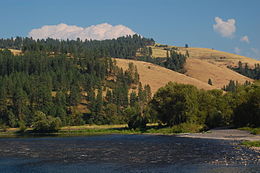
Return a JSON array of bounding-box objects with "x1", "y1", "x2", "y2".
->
[{"x1": 0, "y1": 134, "x2": 259, "y2": 173}]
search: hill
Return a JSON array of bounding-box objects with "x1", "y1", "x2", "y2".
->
[
  {"x1": 148, "y1": 45, "x2": 259, "y2": 88},
  {"x1": 185, "y1": 58, "x2": 253, "y2": 88},
  {"x1": 115, "y1": 58, "x2": 217, "y2": 94}
]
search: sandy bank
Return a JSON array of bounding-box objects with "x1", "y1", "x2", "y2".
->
[{"x1": 177, "y1": 129, "x2": 260, "y2": 141}]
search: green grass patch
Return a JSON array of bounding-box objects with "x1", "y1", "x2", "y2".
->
[
  {"x1": 0, "y1": 123, "x2": 204, "y2": 138},
  {"x1": 241, "y1": 141, "x2": 260, "y2": 147},
  {"x1": 239, "y1": 127, "x2": 260, "y2": 135}
]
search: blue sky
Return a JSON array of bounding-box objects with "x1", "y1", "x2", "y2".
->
[{"x1": 0, "y1": 0, "x2": 259, "y2": 59}]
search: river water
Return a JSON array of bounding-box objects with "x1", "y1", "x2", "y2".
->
[{"x1": 0, "y1": 135, "x2": 259, "y2": 173}]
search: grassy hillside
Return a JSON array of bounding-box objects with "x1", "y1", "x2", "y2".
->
[
  {"x1": 115, "y1": 58, "x2": 217, "y2": 94},
  {"x1": 185, "y1": 58, "x2": 253, "y2": 88},
  {"x1": 149, "y1": 45, "x2": 259, "y2": 68},
  {"x1": 147, "y1": 45, "x2": 259, "y2": 88},
  {"x1": 178, "y1": 47, "x2": 259, "y2": 68}
]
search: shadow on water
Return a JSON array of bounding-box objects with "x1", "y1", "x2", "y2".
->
[{"x1": 0, "y1": 134, "x2": 259, "y2": 172}]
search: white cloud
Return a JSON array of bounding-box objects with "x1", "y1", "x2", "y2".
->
[
  {"x1": 234, "y1": 47, "x2": 241, "y2": 54},
  {"x1": 240, "y1": 35, "x2": 249, "y2": 43},
  {"x1": 28, "y1": 23, "x2": 136, "y2": 40},
  {"x1": 213, "y1": 17, "x2": 236, "y2": 38}
]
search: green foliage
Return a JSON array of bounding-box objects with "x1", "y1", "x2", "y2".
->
[
  {"x1": 139, "y1": 50, "x2": 187, "y2": 73},
  {"x1": 7, "y1": 110, "x2": 17, "y2": 128},
  {"x1": 69, "y1": 113, "x2": 85, "y2": 126},
  {"x1": 151, "y1": 82, "x2": 199, "y2": 126},
  {"x1": 241, "y1": 141, "x2": 260, "y2": 147},
  {"x1": 0, "y1": 123, "x2": 7, "y2": 132},
  {"x1": 0, "y1": 36, "x2": 154, "y2": 127},
  {"x1": 233, "y1": 86, "x2": 260, "y2": 127},
  {"x1": 0, "y1": 35, "x2": 155, "y2": 59},
  {"x1": 230, "y1": 61, "x2": 260, "y2": 80},
  {"x1": 150, "y1": 82, "x2": 258, "y2": 129},
  {"x1": 32, "y1": 111, "x2": 62, "y2": 132},
  {"x1": 223, "y1": 80, "x2": 239, "y2": 92},
  {"x1": 18, "y1": 121, "x2": 27, "y2": 132},
  {"x1": 125, "y1": 106, "x2": 147, "y2": 130}
]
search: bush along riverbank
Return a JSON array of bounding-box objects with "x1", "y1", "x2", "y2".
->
[{"x1": 0, "y1": 123, "x2": 205, "y2": 138}]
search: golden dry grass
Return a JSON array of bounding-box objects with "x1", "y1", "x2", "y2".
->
[
  {"x1": 115, "y1": 58, "x2": 217, "y2": 94},
  {"x1": 0, "y1": 49, "x2": 22, "y2": 55},
  {"x1": 147, "y1": 45, "x2": 259, "y2": 89},
  {"x1": 148, "y1": 46, "x2": 168, "y2": 58},
  {"x1": 177, "y1": 47, "x2": 260, "y2": 68},
  {"x1": 149, "y1": 45, "x2": 260, "y2": 68},
  {"x1": 9, "y1": 49, "x2": 22, "y2": 55},
  {"x1": 185, "y1": 58, "x2": 253, "y2": 88}
]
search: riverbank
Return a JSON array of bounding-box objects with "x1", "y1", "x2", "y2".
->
[
  {"x1": 1, "y1": 124, "x2": 259, "y2": 149},
  {"x1": 239, "y1": 127, "x2": 260, "y2": 135},
  {"x1": 177, "y1": 128, "x2": 260, "y2": 152},
  {"x1": 177, "y1": 128, "x2": 260, "y2": 141},
  {"x1": 0, "y1": 123, "x2": 204, "y2": 138},
  {"x1": 0, "y1": 124, "x2": 170, "y2": 138}
]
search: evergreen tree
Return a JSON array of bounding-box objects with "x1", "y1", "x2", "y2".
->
[{"x1": 208, "y1": 78, "x2": 213, "y2": 85}]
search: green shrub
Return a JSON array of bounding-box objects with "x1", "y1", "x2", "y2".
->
[
  {"x1": 0, "y1": 123, "x2": 8, "y2": 132},
  {"x1": 125, "y1": 107, "x2": 147, "y2": 130},
  {"x1": 18, "y1": 121, "x2": 27, "y2": 132},
  {"x1": 33, "y1": 111, "x2": 62, "y2": 133}
]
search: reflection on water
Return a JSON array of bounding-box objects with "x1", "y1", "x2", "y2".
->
[{"x1": 0, "y1": 135, "x2": 259, "y2": 173}]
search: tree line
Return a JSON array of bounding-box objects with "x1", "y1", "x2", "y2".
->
[
  {"x1": 230, "y1": 61, "x2": 260, "y2": 80},
  {"x1": 0, "y1": 35, "x2": 155, "y2": 59},
  {"x1": 146, "y1": 82, "x2": 260, "y2": 129}
]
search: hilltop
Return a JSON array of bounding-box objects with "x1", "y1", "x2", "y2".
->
[{"x1": 149, "y1": 45, "x2": 259, "y2": 67}]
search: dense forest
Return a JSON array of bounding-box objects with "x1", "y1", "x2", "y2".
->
[
  {"x1": 230, "y1": 61, "x2": 260, "y2": 80},
  {"x1": 0, "y1": 36, "x2": 259, "y2": 132},
  {"x1": 0, "y1": 48, "x2": 152, "y2": 131},
  {"x1": 0, "y1": 35, "x2": 154, "y2": 132}
]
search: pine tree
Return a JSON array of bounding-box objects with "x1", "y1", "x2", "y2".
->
[{"x1": 208, "y1": 78, "x2": 213, "y2": 85}]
